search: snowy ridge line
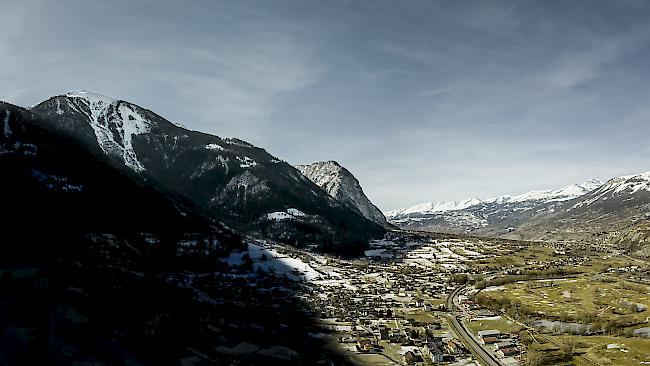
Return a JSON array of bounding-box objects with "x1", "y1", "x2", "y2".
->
[
  {"x1": 572, "y1": 171, "x2": 650, "y2": 209},
  {"x1": 386, "y1": 178, "x2": 604, "y2": 218}
]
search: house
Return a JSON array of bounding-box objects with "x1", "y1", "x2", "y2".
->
[
  {"x1": 497, "y1": 347, "x2": 519, "y2": 357},
  {"x1": 422, "y1": 343, "x2": 445, "y2": 362},
  {"x1": 480, "y1": 336, "x2": 499, "y2": 345},
  {"x1": 494, "y1": 341, "x2": 516, "y2": 351},
  {"x1": 403, "y1": 351, "x2": 422, "y2": 365},
  {"x1": 446, "y1": 340, "x2": 464, "y2": 354},
  {"x1": 478, "y1": 330, "x2": 500, "y2": 339}
]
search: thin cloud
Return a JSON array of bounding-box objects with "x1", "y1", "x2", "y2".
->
[{"x1": 2, "y1": 0, "x2": 650, "y2": 210}]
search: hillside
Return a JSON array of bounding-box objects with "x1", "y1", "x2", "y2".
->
[{"x1": 30, "y1": 91, "x2": 385, "y2": 254}]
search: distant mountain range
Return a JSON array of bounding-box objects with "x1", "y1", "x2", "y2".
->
[
  {"x1": 386, "y1": 174, "x2": 650, "y2": 251},
  {"x1": 515, "y1": 171, "x2": 650, "y2": 242},
  {"x1": 27, "y1": 91, "x2": 384, "y2": 254},
  {"x1": 386, "y1": 178, "x2": 603, "y2": 218}
]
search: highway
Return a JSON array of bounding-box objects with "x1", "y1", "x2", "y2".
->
[{"x1": 446, "y1": 286, "x2": 503, "y2": 366}]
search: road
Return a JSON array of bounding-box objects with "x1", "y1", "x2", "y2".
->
[{"x1": 446, "y1": 286, "x2": 503, "y2": 366}]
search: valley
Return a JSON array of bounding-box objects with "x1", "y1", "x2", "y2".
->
[
  {"x1": 215, "y1": 231, "x2": 650, "y2": 366},
  {"x1": 2, "y1": 93, "x2": 650, "y2": 365},
  {"x1": 5, "y1": 1, "x2": 650, "y2": 364}
]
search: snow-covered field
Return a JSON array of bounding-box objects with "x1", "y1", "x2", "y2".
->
[{"x1": 222, "y1": 242, "x2": 320, "y2": 281}]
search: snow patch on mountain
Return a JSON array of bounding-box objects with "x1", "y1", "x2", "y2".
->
[
  {"x1": 237, "y1": 156, "x2": 257, "y2": 168},
  {"x1": 64, "y1": 91, "x2": 151, "y2": 171},
  {"x1": 222, "y1": 241, "x2": 320, "y2": 281},
  {"x1": 205, "y1": 143, "x2": 224, "y2": 151},
  {"x1": 216, "y1": 156, "x2": 230, "y2": 174},
  {"x1": 266, "y1": 208, "x2": 307, "y2": 221},
  {"x1": 3, "y1": 111, "x2": 11, "y2": 138},
  {"x1": 55, "y1": 99, "x2": 65, "y2": 115}
]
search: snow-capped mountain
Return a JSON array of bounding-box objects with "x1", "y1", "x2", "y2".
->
[
  {"x1": 59, "y1": 91, "x2": 151, "y2": 170},
  {"x1": 387, "y1": 179, "x2": 602, "y2": 218},
  {"x1": 29, "y1": 91, "x2": 385, "y2": 253},
  {"x1": 0, "y1": 101, "x2": 330, "y2": 365},
  {"x1": 296, "y1": 161, "x2": 388, "y2": 226},
  {"x1": 386, "y1": 179, "x2": 604, "y2": 235},
  {"x1": 498, "y1": 177, "x2": 604, "y2": 203},
  {"x1": 506, "y1": 171, "x2": 650, "y2": 244},
  {"x1": 385, "y1": 198, "x2": 482, "y2": 217},
  {"x1": 571, "y1": 172, "x2": 650, "y2": 209}
]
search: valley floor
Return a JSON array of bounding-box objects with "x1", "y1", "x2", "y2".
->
[{"x1": 224, "y1": 231, "x2": 650, "y2": 365}]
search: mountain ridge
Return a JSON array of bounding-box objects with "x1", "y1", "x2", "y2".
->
[
  {"x1": 27, "y1": 91, "x2": 385, "y2": 254},
  {"x1": 386, "y1": 178, "x2": 604, "y2": 218},
  {"x1": 386, "y1": 172, "x2": 650, "y2": 254}
]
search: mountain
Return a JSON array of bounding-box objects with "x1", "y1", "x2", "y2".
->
[
  {"x1": 385, "y1": 198, "x2": 483, "y2": 217},
  {"x1": 30, "y1": 91, "x2": 384, "y2": 254},
  {"x1": 387, "y1": 172, "x2": 650, "y2": 256},
  {"x1": 296, "y1": 161, "x2": 388, "y2": 226},
  {"x1": 386, "y1": 179, "x2": 604, "y2": 235},
  {"x1": 0, "y1": 101, "x2": 239, "y2": 363},
  {"x1": 1, "y1": 100, "x2": 238, "y2": 245},
  {"x1": 0, "y1": 101, "x2": 334, "y2": 365},
  {"x1": 512, "y1": 172, "x2": 650, "y2": 242}
]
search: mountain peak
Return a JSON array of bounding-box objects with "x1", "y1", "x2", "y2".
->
[
  {"x1": 36, "y1": 92, "x2": 152, "y2": 171},
  {"x1": 595, "y1": 171, "x2": 650, "y2": 195},
  {"x1": 297, "y1": 160, "x2": 343, "y2": 170},
  {"x1": 579, "y1": 178, "x2": 604, "y2": 191},
  {"x1": 296, "y1": 161, "x2": 388, "y2": 226},
  {"x1": 65, "y1": 90, "x2": 117, "y2": 105}
]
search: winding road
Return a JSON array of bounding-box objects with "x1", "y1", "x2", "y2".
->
[{"x1": 446, "y1": 286, "x2": 503, "y2": 366}]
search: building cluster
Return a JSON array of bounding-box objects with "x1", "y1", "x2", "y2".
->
[
  {"x1": 460, "y1": 298, "x2": 496, "y2": 318},
  {"x1": 477, "y1": 330, "x2": 521, "y2": 358},
  {"x1": 292, "y1": 235, "x2": 509, "y2": 364}
]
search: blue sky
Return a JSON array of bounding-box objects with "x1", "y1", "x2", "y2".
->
[{"x1": 2, "y1": 0, "x2": 650, "y2": 210}]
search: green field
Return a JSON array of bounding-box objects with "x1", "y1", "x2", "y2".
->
[
  {"x1": 479, "y1": 275, "x2": 650, "y2": 327},
  {"x1": 466, "y1": 317, "x2": 521, "y2": 335},
  {"x1": 553, "y1": 335, "x2": 650, "y2": 366}
]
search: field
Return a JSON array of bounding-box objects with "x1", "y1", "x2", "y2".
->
[
  {"x1": 466, "y1": 243, "x2": 650, "y2": 365},
  {"x1": 479, "y1": 275, "x2": 650, "y2": 327},
  {"x1": 466, "y1": 316, "x2": 521, "y2": 335},
  {"x1": 467, "y1": 245, "x2": 641, "y2": 274},
  {"x1": 552, "y1": 335, "x2": 650, "y2": 366}
]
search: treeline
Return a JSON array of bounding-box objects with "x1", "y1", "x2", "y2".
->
[{"x1": 524, "y1": 342, "x2": 574, "y2": 366}]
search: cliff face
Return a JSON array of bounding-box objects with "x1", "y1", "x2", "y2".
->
[{"x1": 296, "y1": 161, "x2": 388, "y2": 226}]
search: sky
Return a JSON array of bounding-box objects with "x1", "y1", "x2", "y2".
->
[{"x1": 2, "y1": 0, "x2": 650, "y2": 210}]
